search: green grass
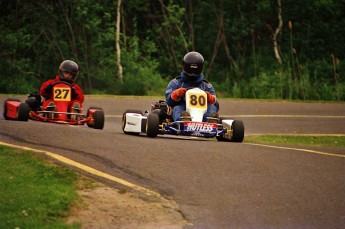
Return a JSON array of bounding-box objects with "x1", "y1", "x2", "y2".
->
[
  {"x1": 0, "y1": 146, "x2": 80, "y2": 228},
  {"x1": 245, "y1": 135, "x2": 345, "y2": 148}
]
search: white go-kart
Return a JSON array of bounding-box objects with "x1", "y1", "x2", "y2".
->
[{"x1": 122, "y1": 88, "x2": 244, "y2": 142}]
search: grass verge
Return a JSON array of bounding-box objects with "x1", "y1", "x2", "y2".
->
[
  {"x1": 0, "y1": 145, "x2": 80, "y2": 228},
  {"x1": 245, "y1": 135, "x2": 345, "y2": 148}
]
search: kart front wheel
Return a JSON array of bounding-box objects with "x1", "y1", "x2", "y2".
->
[{"x1": 146, "y1": 113, "x2": 159, "y2": 138}]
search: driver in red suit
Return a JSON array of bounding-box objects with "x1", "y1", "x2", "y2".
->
[{"x1": 40, "y1": 60, "x2": 84, "y2": 116}]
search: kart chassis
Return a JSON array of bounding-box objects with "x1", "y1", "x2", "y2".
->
[
  {"x1": 3, "y1": 81, "x2": 105, "y2": 129},
  {"x1": 122, "y1": 88, "x2": 244, "y2": 142}
]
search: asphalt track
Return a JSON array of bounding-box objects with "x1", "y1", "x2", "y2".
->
[{"x1": 1, "y1": 95, "x2": 344, "y2": 229}]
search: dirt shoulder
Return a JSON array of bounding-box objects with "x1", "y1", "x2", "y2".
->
[{"x1": 67, "y1": 176, "x2": 189, "y2": 229}]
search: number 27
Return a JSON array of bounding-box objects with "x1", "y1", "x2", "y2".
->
[{"x1": 54, "y1": 89, "x2": 70, "y2": 99}]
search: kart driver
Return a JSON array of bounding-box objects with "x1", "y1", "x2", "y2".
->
[
  {"x1": 40, "y1": 60, "x2": 84, "y2": 118},
  {"x1": 165, "y1": 51, "x2": 219, "y2": 122}
]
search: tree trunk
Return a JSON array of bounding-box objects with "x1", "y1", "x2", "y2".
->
[
  {"x1": 116, "y1": 0, "x2": 123, "y2": 83},
  {"x1": 273, "y1": 0, "x2": 283, "y2": 64}
]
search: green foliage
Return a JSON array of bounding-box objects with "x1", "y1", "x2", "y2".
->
[
  {"x1": 120, "y1": 36, "x2": 168, "y2": 95},
  {"x1": 214, "y1": 58, "x2": 345, "y2": 101},
  {"x1": 0, "y1": 0, "x2": 344, "y2": 100}
]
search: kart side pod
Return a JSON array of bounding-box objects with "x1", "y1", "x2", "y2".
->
[
  {"x1": 3, "y1": 99, "x2": 30, "y2": 121},
  {"x1": 122, "y1": 113, "x2": 147, "y2": 134}
]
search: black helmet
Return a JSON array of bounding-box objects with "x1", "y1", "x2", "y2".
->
[
  {"x1": 58, "y1": 60, "x2": 79, "y2": 82},
  {"x1": 182, "y1": 51, "x2": 204, "y2": 76}
]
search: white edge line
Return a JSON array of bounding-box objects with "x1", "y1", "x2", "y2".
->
[{"x1": 106, "y1": 114, "x2": 345, "y2": 118}]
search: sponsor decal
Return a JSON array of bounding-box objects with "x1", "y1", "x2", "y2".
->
[
  {"x1": 191, "y1": 132, "x2": 206, "y2": 137},
  {"x1": 127, "y1": 122, "x2": 137, "y2": 126},
  {"x1": 184, "y1": 122, "x2": 217, "y2": 132}
]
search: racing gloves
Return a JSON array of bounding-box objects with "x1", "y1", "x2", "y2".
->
[
  {"x1": 172, "y1": 88, "x2": 216, "y2": 104},
  {"x1": 205, "y1": 91, "x2": 216, "y2": 104},
  {"x1": 171, "y1": 88, "x2": 187, "y2": 101}
]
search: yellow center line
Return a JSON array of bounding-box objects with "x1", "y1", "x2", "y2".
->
[
  {"x1": 0, "y1": 141, "x2": 163, "y2": 198},
  {"x1": 245, "y1": 143, "x2": 345, "y2": 158}
]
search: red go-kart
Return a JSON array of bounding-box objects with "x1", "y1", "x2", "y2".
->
[{"x1": 3, "y1": 81, "x2": 105, "y2": 129}]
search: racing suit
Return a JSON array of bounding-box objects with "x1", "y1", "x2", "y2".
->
[
  {"x1": 40, "y1": 75, "x2": 84, "y2": 109},
  {"x1": 165, "y1": 72, "x2": 219, "y2": 121}
]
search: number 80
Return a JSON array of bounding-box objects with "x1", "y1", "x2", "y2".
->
[{"x1": 190, "y1": 94, "x2": 206, "y2": 106}]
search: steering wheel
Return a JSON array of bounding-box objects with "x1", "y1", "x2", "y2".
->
[{"x1": 52, "y1": 81, "x2": 73, "y2": 88}]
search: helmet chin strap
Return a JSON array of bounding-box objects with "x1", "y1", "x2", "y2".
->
[
  {"x1": 183, "y1": 71, "x2": 197, "y2": 77},
  {"x1": 185, "y1": 72, "x2": 199, "y2": 79},
  {"x1": 187, "y1": 73, "x2": 198, "y2": 77}
]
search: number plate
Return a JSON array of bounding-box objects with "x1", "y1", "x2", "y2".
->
[
  {"x1": 53, "y1": 87, "x2": 71, "y2": 101},
  {"x1": 187, "y1": 92, "x2": 207, "y2": 109}
]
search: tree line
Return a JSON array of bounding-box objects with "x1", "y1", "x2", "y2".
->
[{"x1": 0, "y1": 0, "x2": 344, "y2": 101}]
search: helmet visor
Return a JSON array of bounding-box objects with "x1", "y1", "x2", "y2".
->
[{"x1": 184, "y1": 63, "x2": 203, "y2": 76}]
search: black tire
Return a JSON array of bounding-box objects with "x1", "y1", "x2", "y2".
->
[
  {"x1": 230, "y1": 120, "x2": 245, "y2": 142},
  {"x1": 151, "y1": 109, "x2": 168, "y2": 124},
  {"x1": 17, "y1": 103, "x2": 30, "y2": 121},
  {"x1": 86, "y1": 106, "x2": 104, "y2": 128},
  {"x1": 3, "y1": 98, "x2": 21, "y2": 120},
  {"x1": 151, "y1": 109, "x2": 160, "y2": 114},
  {"x1": 122, "y1": 109, "x2": 143, "y2": 135},
  {"x1": 146, "y1": 113, "x2": 159, "y2": 138},
  {"x1": 93, "y1": 110, "x2": 105, "y2": 129}
]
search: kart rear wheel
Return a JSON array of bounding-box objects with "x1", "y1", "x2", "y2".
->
[
  {"x1": 122, "y1": 109, "x2": 142, "y2": 135},
  {"x1": 230, "y1": 120, "x2": 244, "y2": 142},
  {"x1": 86, "y1": 107, "x2": 103, "y2": 128},
  {"x1": 146, "y1": 113, "x2": 159, "y2": 138},
  {"x1": 216, "y1": 118, "x2": 244, "y2": 143},
  {"x1": 17, "y1": 103, "x2": 30, "y2": 121},
  {"x1": 93, "y1": 110, "x2": 105, "y2": 129},
  {"x1": 3, "y1": 98, "x2": 20, "y2": 120}
]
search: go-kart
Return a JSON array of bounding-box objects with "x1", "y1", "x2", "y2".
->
[
  {"x1": 3, "y1": 81, "x2": 105, "y2": 129},
  {"x1": 122, "y1": 88, "x2": 244, "y2": 142}
]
